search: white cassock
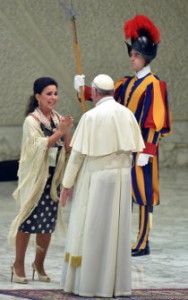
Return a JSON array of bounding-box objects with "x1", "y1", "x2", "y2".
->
[{"x1": 60, "y1": 97, "x2": 144, "y2": 297}]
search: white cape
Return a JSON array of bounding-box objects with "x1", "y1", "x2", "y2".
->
[{"x1": 70, "y1": 97, "x2": 144, "y2": 156}]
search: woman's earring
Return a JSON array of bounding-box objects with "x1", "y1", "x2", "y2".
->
[{"x1": 36, "y1": 98, "x2": 40, "y2": 106}]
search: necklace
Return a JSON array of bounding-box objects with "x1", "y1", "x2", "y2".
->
[
  {"x1": 32, "y1": 107, "x2": 64, "y2": 146},
  {"x1": 34, "y1": 108, "x2": 60, "y2": 131}
]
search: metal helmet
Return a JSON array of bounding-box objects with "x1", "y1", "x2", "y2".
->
[{"x1": 124, "y1": 15, "x2": 160, "y2": 61}]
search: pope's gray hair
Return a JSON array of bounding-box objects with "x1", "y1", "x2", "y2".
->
[
  {"x1": 91, "y1": 82, "x2": 114, "y2": 96},
  {"x1": 96, "y1": 88, "x2": 114, "y2": 96}
]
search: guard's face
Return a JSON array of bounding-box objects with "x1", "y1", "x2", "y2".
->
[
  {"x1": 36, "y1": 85, "x2": 58, "y2": 112},
  {"x1": 130, "y1": 49, "x2": 146, "y2": 72}
]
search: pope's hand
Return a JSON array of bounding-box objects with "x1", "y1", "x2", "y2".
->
[
  {"x1": 59, "y1": 188, "x2": 73, "y2": 207},
  {"x1": 137, "y1": 153, "x2": 153, "y2": 166},
  {"x1": 74, "y1": 75, "x2": 85, "y2": 91}
]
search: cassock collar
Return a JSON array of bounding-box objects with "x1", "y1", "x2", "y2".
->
[{"x1": 95, "y1": 96, "x2": 114, "y2": 106}]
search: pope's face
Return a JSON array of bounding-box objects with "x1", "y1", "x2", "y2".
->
[{"x1": 130, "y1": 49, "x2": 146, "y2": 72}]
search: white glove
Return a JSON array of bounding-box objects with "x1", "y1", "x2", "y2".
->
[
  {"x1": 74, "y1": 75, "x2": 85, "y2": 92},
  {"x1": 137, "y1": 153, "x2": 153, "y2": 166}
]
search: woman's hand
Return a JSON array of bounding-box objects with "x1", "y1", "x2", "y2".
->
[
  {"x1": 59, "y1": 187, "x2": 73, "y2": 207},
  {"x1": 59, "y1": 115, "x2": 73, "y2": 135},
  {"x1": 65, "y1": 115, "x2": 74, "y2": 129}
]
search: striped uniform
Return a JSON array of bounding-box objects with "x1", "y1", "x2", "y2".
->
[{"x1": 114, "y1": 73, "x2": 171, "y2": 250}]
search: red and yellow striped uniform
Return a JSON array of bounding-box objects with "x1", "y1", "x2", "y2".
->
[
  {"x1": 114, "y1": 74, "x2": 171, "y2": 206},
  {"x1": 114, "y1": 73, "x2": 171, "y2": 250}
]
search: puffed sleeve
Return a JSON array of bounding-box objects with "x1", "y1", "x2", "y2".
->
[{"x1": 141, "y1": 80, "x2": 172, "y2": 155}]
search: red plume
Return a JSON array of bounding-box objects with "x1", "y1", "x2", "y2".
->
[{"x1": 124, "y1": 15, "x2": 160, "y2": 44}]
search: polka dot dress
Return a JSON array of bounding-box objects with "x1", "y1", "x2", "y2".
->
[
  {"x1": 19, "y1": 167, "x2": 59, "y2": 234},
  {"x1": 18, "y1": 121, "x2": 62, "y2": 234}
]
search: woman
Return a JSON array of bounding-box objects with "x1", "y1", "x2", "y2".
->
[{"x1": 8, "y1": 77, "x2": 73, "y2": 284}]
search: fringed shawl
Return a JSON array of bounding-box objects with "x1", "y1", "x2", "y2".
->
[{"x1": 8, "y1": 115, "x2": 67, "y2": 246}]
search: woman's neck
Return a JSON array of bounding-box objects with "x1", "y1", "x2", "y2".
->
[{"x1": 38, "y1": 107, "x2": 52, "y2": 121}]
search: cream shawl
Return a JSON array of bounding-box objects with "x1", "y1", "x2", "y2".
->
[{"x1": 8, "y1": 115, "x2": 67, "y2": 245}]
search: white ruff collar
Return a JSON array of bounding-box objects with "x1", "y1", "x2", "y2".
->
[{"x1": 136, "y1": 65, "x2": 151, "y2": 79}]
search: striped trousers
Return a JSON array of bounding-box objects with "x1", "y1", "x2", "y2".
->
[{"x1": 132, "y1": 205, "x2": 153, "y2": 250}]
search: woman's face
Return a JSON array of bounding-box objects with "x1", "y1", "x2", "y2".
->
[
  {"x1": 37, "y1": 85, "x2": 58, "y2": 112},
  {"x1": 130, "y1": 49, "x2": 146, "y2": 72}
]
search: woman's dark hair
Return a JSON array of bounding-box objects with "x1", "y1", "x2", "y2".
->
[{"x1": 25, "y1": 77, "x2": 58, "y2": 116}]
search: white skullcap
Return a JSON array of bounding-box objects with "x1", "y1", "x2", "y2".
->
[{"x1": 92, "y1": 74, "x2": 114, "y2": 90}]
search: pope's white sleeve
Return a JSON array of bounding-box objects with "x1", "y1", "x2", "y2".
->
[{"x1": 62, "y1": 149, "x2": 85, "y2": 188}]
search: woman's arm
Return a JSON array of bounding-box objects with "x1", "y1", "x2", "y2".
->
[
  {"x1": 47, "y1": 115, "x2": 73, "y2": 148},
  {"x1": 47, "y1": 129, "x2": 64, "y2": 148}
]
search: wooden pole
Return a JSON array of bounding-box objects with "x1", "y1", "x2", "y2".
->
[{"x1": 71, "y1": 16, "x2": 86, "y2": 113}]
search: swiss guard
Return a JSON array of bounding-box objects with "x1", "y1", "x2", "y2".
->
[{"x1": 73, "y1": 14, "x2": 172, "y2": 256}]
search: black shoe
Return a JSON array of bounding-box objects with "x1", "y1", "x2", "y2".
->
[{"x1": 132, "y1": 247, "x2": 150, "y2": 257}]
